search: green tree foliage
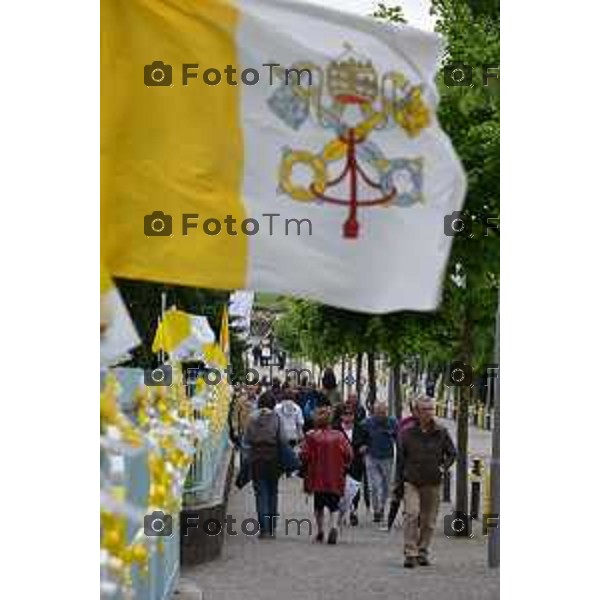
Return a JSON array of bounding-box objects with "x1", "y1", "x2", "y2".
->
[
  {"x1": 274, "y1": 0, "x2": 499, "y2": 386},
  {"x1": 372, "y1": 2, "x2": 407, "y2": 23},
  {"x1": 433, "y1": 0, "x2": 500, "y2": 371}
]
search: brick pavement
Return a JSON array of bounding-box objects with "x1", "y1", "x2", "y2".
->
[{"x1": 180, "y1": 468, "x2": 499, "y2": 600}]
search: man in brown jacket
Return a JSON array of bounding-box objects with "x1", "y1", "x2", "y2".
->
[{"x1": 399, "y1": 395, "x2": 456, "y2": 568}]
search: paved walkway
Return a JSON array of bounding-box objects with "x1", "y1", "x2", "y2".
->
[
  {"x1": 440, "y1": 417, "x2": 493, "y2": 462},
  {"x1": 180, "y1": 418, "x2": 499, "y2": 600}
]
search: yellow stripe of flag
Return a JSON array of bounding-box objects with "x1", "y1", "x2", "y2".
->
[{"x1": 101, "y1": 0, "x2": 247, "y2": 289}]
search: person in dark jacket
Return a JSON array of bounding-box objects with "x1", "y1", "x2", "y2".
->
[
  {"x1": 321, "y1": 367, "x2": 342, "y2": 407},
  {"x1": 252, "y1": 344, "x2": 261, "y2": 367},
  {"x1": 332, "y1": 393, "x2": 366, "y2": 428},
  {"x1": 244, "y1": 391, "x2": 288, "y2": 538},
  {"x1": 335, "y1": 402, "x2": 368, "y2": 526},
  {"x1": 302, "y1": 387, "x2": 329, "y2": 433},
  {"x1": 363, "y1": 402, "x2": 399, "y2": 524},
  {"x1": 399, "y1": 395, "x2": 456, "y2": 568}
]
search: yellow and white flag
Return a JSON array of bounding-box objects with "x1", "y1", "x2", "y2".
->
[
  {"x1": 152, "y1": 308, "x2": 216, "y2": 359},
  {"x1": 151, "y1": 308, "x2": 192, "y2": 354},
  {"x1": 101, "y1": 0, "x2": 466, "y2": 313},
  {"x1": 100, "y1": 266, "x2": 140, "y2": 366}
]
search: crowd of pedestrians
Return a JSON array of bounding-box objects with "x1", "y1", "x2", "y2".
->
[{"x1": 228, "y1": 368, "x2": 457, "y2": 568}]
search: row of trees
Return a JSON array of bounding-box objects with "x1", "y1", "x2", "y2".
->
[{"x1": 275, "y1": 0, "x2": 499, "y2": 514}]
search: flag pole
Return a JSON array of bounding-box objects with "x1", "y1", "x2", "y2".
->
[
  {"x1": 488, "y1": 308, "x2": 500, "y2": 567},
  {"x1": 159, "y1": 291, "x2": 167, "y2": 365}
]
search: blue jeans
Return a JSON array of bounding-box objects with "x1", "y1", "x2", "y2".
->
[
  {"x1": 252, "y1": 478, "x2": 279, "y2": 534},
  {"x1": 365, "y1": 455, "x2": 394, "y2": 515}
]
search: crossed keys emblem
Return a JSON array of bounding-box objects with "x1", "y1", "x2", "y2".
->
[{"x1": 267, "y1": 44, "x2": 430, "y2": 239}]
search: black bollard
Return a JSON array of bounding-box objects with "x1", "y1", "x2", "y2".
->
[
  {"x1": 470, "y1": 480, "x2": 481, "y2": 520},
  {"x1": 443, "y1": 470, "x2": 452, "y2": 503}
]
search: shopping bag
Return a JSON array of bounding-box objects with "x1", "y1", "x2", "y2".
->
[
  {"x1": 235, "y1": 453, "x2": 251, "y2": 490},
  {"x1": 339, "y1": 476, "x2": 361, "y2": 514},
  {"x1": 279, "y1": 440, "x2": 300, "y2": 474}
]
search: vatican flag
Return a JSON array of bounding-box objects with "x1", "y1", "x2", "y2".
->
[
  {"x1": 101, "y1": 266, "x2": 140, "y2": 366},
  {"x1": 152, "y1": 308, "x2": 216, "y2": 360},
  {"x1": 151, "y1": 308, "x2": 192, "y2": 354},
  {"x1": 101, "y1": 0, "x2": 466, "y2": 313}
]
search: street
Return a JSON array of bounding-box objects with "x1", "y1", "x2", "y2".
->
[{"x1": 180, "y1": 420, "x2": 497, "y2": 600}]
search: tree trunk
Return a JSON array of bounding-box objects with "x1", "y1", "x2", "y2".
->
[
  {"x1": 366, "y1": 351, "x2": 377, "y2": 412},
  {"x1": 391, "y1": 363, "x2": 402, "y2": 417},
  {"x1": 356, "y1": 352, "x2": 363, "y2": 401},
  {"x1": 399, "y1": 364, "x2": 406, "y2": 416},
  {"x1": 455, "y1": 315, "x2": 473, "y2": 516},
  {"x1": 455, "y1": 385, "x2": 470, "y2": 514}
]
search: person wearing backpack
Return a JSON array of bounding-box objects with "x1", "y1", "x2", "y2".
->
[
  {"x1": 274, "y1": 391, "x2": 304, "y2": 447},
  {"x1": 244, "y1": 391, "x2": 289, "y2": 538},
  {"x1": 363, "y1": 402, "x2": 400, "y2": 525}
]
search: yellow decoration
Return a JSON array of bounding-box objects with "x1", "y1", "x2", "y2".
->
[
  {"x1": 134, "y1": 386, "x2": 152, "y2": 429},
  {"x1": 152, "y1": 308, "x2": 192, "y2": 354},
  {"x1": 202, "y1": 342, "x2": 227, "y2": 368},
  {"x1": 101, "y1": 374, "x2": 143, "y2": 447},
  {"x1": 101, "y1": 510, "x2": 127, "y2": 556}
]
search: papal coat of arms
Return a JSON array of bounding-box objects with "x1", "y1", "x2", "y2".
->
[{"x1": 267, "y1": 44, "x2": 430, "y2": 239}]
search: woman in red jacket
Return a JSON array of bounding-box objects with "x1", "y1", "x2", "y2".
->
[{"x1": 300, "y1": 405, "x2": 353, "y2": 544}]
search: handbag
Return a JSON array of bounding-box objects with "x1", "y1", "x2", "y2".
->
[
  {"x1": 235, "y1": 447, "x2": 251, "y2": 489},
  {"x1": 339, "y1": 476, "x2": 361, "y2": 513},
  {"x1": 276, "y1": 416, "x2": 300, "y2": 474}
]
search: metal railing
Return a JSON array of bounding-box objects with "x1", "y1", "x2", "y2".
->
[{"x1": 101, "y1": 366, "x2": 231, "y2": 600}]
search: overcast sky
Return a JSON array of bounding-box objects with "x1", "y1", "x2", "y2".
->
[{"x1": 304, "y1": 0, "x2": 435, "y2": 31}]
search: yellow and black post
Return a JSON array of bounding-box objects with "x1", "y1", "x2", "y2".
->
[{"x1": 470, "y1": 457, "x2": 484, "y2": 520}]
